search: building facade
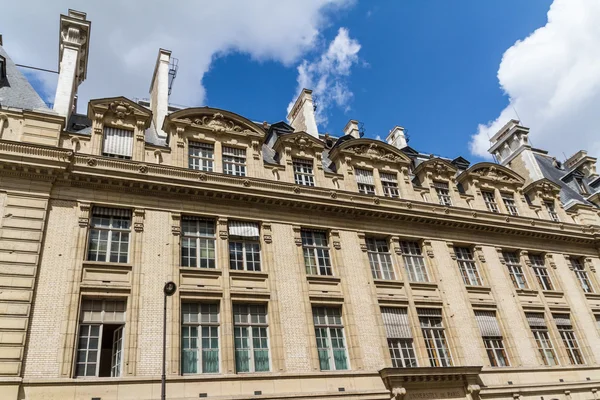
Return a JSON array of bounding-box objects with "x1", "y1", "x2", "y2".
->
[{"x1": 0, "y1": 9, "x2": 600, "y2": 400}]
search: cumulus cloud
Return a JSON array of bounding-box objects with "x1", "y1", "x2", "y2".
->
[
  {"x1": 0, "y1": 0, "x2": 352, "y2": 110},
  {"x1": 470, "y1": 0, "x2": 600, "y2": 161},
  {"x1": 289, "y1": 27, "x2": 361, "y2": 127}
]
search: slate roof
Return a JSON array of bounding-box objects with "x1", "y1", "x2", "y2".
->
[{"x1": 0, "y1": 45, "x2": 50, "y2": 111}]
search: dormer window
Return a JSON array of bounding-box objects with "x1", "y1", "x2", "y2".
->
[
  {"x1": 222, "y1": 146, "x2": 246, "y2": 177},
  {"x1": 355, "y1": 169, "x2": 375, "y2": 195},
  {"x1": 545, "y1": 201, "x2": 560, "y2": 222},
  {"x1": 432, "y1": 181, "x2": 452, "y2": 206},
  {"x1": 381, "y1": 173, "x2": 399, "y2": 198},
  {"x1": 501, "y1": 193, "x2": 519, "y2": 216},
  {"x1": 293, "y1": 158, "x2": 314, "y2": 186},
  {"x1": 189, "y1": 142, "x2": 214, "y2": 172},
  {"x1": 103, "y1": 127, "x2": 133, "y2": 159},
  {"x1": 575, "y1": 177, "x2": 589, "y2": 195},
  {"x1": 0, "y1": 55, "x2": 6, "y2": 80},
  {"x1": 482, "y1": 191, "x2": 499, "y2": 213}
]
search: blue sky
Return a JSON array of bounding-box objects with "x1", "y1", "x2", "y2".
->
[{"x1": 5, "y1": 0, "x2": 599, "y2": 163}]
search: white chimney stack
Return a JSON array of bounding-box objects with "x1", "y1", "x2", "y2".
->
[
  {"x1": 149, "y1": 48, "x2": 171, "y2": 138},
  {"x1": 386, "y1": 126, "x2": 407, "y2": 149},
  {"x1": 343, "y1": 120, "x2": 361, "y2": 139},
  {"x1": 53, "y1": 10, "x2": 90, "y2": 120},
  {"x1": 287, "y1": 88, "x2": 319, "y2": 138}
]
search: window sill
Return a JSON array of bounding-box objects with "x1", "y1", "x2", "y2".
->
[
  {"x1": 179, "y1": 267, "x2": 222, "y2": 277},
  {"x1": 373, "y1": 279, "x2": 404, "y2": 289},
  {"x1": 465, "y1": 285, "x2": 492, "y2": 294},
  {"x1": 515, "y1": 288, "x2": 539, "y2": 297},
  {"x1": 542, "y1": 290, "x2": 564, "y2": 298},
  {"x1": 408, "y1": 281, "x2": 438, "y2": 290},
  {"x1": 229, "y1": 270, "x2": 268, "y2": 279},
  {"x1": 82, "y1": 260, "x2": 132, "y2": 270},
  {"x1": 306, "y1": 275, "x2": 340, "y2": 284},
  {"x1": 584, "y1": 292, "x2": 600, "y2": 300}
]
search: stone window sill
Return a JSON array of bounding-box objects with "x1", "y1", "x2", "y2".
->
[
  {"x1": 82, "y1": 260, "x2": 132, "y2": 270},
  {"x1": 465, "y1": 285, "x2": 492, "y2": 294},
  {"x1": 306, "y1": 275, "x2": 341, "y2": 284},
  {"x1": 229, "y1": 269, "x2": 268, "y2": 279}
]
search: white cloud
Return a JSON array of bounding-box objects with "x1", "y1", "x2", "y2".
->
[
  {"x1": 470, "y1": 0, "x2": 600, "y2": 161},
  {"x1": 0, "y1": 0, "x2": 353, "y2": 111},
  {"x1": 289, "y1": 27, "x2": 361, "y2": 127}
]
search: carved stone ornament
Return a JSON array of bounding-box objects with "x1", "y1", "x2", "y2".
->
[
  {"x1": 374, "y1": 198, "x2": 380, "y2": 205},
  {"x1": 345, "y1": 143, "x2": 404, "y2": 163},
  {"x1": 423, "y1": 240, "x2": 435, "y2": 258},
  {"x1": 87, "y1": 158, "x2": 97, "y2": 167},
  {"x1": 358, "y1": 233, "x2": 368, "y2": 252},
  {"x1": 109, "y1": 101, "x2": 135, "y2": 120},
  {"x1": 391, "y1": 387, "x2": 406, "y2": 400},
  {"x1": 330, "y1": 191, "x2": 338, "y2": 199},
  {"x1": 243, "y1": 180, "x2": 251, "y2": 187},
  {"x1": 198, "y1": 173, "x2": 207, "y2": 182},
  {"x1": 171, "y1": 213, "x2": 181, "y2": 236},
  {"x1": 331, "y1": 230, "x2": 341, "y2": 250},
  {"x1": 292, "y1": 226, "x2": 302, "y2": 246},
  {"x1": 78, "y1": 203, "x2": 91, "y2": 227},
  {"x1": 133, "y1": 209, "x2": 145, "y2": 232},
  {"x1": 293, "y1": 186, "x2": 301, "y2": 194},
  {"x1": 262, "y1": 222, "x2": 273, "y2": 244},
  {"x1": 474, "y1": 166, "x2": 520, "y2": 184},
  {"x1": 138, "y1": 164, "x2": 148, "y2": 174},
  {"x1": 191, "y1": 112, "x2": 252, "y2": 134}
]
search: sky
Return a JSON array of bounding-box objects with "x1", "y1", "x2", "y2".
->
[{"x1": 2, "y1": 0, "x2": 599, "y2": 163}]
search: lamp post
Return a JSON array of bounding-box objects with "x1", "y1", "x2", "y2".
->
[{"x1": 161, "y1": 281, "x2": 177, "y2": 400}]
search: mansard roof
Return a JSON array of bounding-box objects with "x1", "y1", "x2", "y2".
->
[
  {"x1": 457, "y1": 162, "x2": 525, "y2": 185},
  {"x1": 0, "y1": 45, "x2": 50, "y2": 111},
  {"x1": 328, "y1": 137, "x2": 411, "y2": 164},
  {"x1": 164, "y1": 107, "x2": 265, "y2": 137}
]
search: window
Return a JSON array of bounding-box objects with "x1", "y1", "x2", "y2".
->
[
  {"x1": 312, "y1": 307, "x2": 349, "y2": 371},
  {"x1": 432, "y1": 181, "x2": 452, "y2": 206},
  {"x1": 87, "y1": 207, "x2": 131, "y2": 263},
  {"x1": 570, "y1": 258, "x2": 594, "y2": 293},
  {"x1": 502, "y1": 251, "x2": 528, "y2": 289},
  {"x1": 401, "y1": 241, "x2": 429, "y2": 282},
  {"x1": 366, "y1": 237, "x2": 395, "y2": 280},
  {"x1": 76, "y1": 299, "x2": 126, "y2": 377},
  {"x1": 223, "y1": 146, "x2": 246, "y2": 176},
  {"x1": 575, "y1": 177, "x2": 589, "y2": 195},
  {"x1": 301, "y1": 230, "x2": 332, "y2": 276},
  {"x1": 553, "y1": 314, "x2": 584, "y2": 365},
  {"x1": 474, "y1": 310, "x2": 509, "y2": 367},
  {"x1": 501, "y1": 193, "x2": 519, "y2": 216},
  {"x1": 228, "y1": 221, "x2": 260, "y2": 272},
  {"x1": 418, "y1": 308, "x2": 452, "y2": 367},
  {"x1": 482, "y1": 191, "x2": 499, "y2": 213},
  {"x1": 545, "y1": 201, "x2": 560, "y2": 222},
  {"x1": 0, "y1": 55, "x2": 6, "y2": 80},
  {"x1": 454, "y1": 247, "x2": 483, "y2": 286},
  {"x1": 381, "y1": 307, "x2": 416, "y2": 368},
  {"x1": 526, "y1": 312, "x2": 558, "y2": 366},
  {"x1": 293, "y1": 158, "x2": 314, "y2": 186},
  {"x1": 181, "y1": 303, "x2": 219, "y2": 374},
  {"x1": 189, "y1": 142, "x2": 214, "y2": 172},
  {"x1": 181, "y1": 217, "x2": 216, "y2": 268},
  {"x1": 381, "y1": 173, "x2": 399, "y2": 198},
  {"x1": 355, "y1": 168, "x2": 375, "y2": 195},
  {"x1": 233, "y1": 304, "x2": 269, "y2": 373},
  {"x1": 103, "y1": 127, "x2": 133, "y2": 159},
  {"x1": 595, "y1": 314, "x2": 600, "y2": 330},
  {"x1": 529, "y1": 254, "x2": 554, "y2": 291}
]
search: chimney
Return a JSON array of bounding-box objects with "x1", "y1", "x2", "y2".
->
[
  {"x1": 386, "y1": 126, "x2": 407, "y2": 149},
  {"x1": 343, "y1": 120, "x2": 361, "y2": 139},
  {"x1": 53, "y1": 10, "x2": 91, "y2": 120},
  {"x1": 564, "y1": 150, "x2": 598, "y2": 178},
  {"x1": 149, "y1": 48, "x2": 171, "y2": 138},
  {"x1": 287, "y1": 88, "x2": 318, "y2": 138}
]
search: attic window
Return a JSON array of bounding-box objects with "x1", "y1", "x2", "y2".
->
[
  {"x1": 0, "y1": 55, "x2": 5, "y2": 80},
  {"x1": 576, "y1": 178, "x2": 589, "y2": 195}
]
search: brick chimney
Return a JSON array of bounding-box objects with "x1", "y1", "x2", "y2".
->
[
  {"x1": 287, "y1": 89, "x2": 318, "y2": 138},
  {"x1": 53, "y1": 10, "x2": 90, "y2": 120},
  {"x1": 149, "y1": 48, "x2": 171, "y2": 138}
]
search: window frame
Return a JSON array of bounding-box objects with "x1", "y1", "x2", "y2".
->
[
  {"x1": 528, "y1": 254, "x2": 554, "y2": 291},
  {"x1": 233, "y1": 304, "x2": 270, "y2": 373},
  {"x1": 501, "y1": 192, "x2": 519, "y2": 216},
  {"x1": 554, "y1": 315, "x2": 585, "y2": 365},
  {"x1": 418, "y1": 310, "x2": 453, "y2": 367},
  {"x1": 293, "y1": 158, "x2": 315, "y2": 186},
  {"x1": 229, "y1": 239, "x2": 261, "y2": 272},
  {"x1": 181, "y1": 302, "x2": 220, "y2": 374},
  {"x1": 483, "y1": 337, "x2": 510, "y2": 367},
  {"x1": 432, "y1": 181, "x2": 452, "y2": 206},
  {"x1": 400, "y1": 241, "x2": 429, "y2": 283},
  {"x1": 102, "y1": 127, "x2": 134, "y2": 159},
  {"x1": 482, "y1": 190, "x2": 499, "y2": 213},
  {"x1": 222, "y1": 146, "x2": 247, "y2": 177},
  {"x1": 181, "y1": 217, "x2": 217, "y2": 269},
  {"x1": 301, "y1": 229, "x2": 332, "y2": 276},
  {"x1": 570, "y1": 257, "x2": 594, "y2": 293},
  {"x1": 544, "y1": 201, "x2": 560, "y2": 222},
  {"x1": 188, "y1": 141, "x2": 215, "y2": 172},
  {"x1": 502, "y1": 251, "x2": 528, "y2": 289},
  {"x1": 454, "y1": 247, "x2": 483, "y2": 286},
  {"x1": 366, "y1": 237, "x2": 395, "y2": 280},
  {"x1": 312, "y1": 306, "x2": 350, "y2": 371},
  {"x1": 380, "y1": 172, "x2": 400, "y2": 198},
  {"x1": 87, "y1": 208, "x2": 131, "y2": 264}
]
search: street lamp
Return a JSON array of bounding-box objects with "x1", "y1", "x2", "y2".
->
[{"x1": 161, "y1": 281, "x2": 177, "y2": 400}]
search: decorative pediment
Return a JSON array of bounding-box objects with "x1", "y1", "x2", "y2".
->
[
  {"x1": 273, "y1": 131, "x2": 325, "y2": 154},
  {"x1": 164, "y1": 107, "x2": 265, "y2": 137},
  {"x1": 413, "y1": 158, "x2": 458, "y2": 180},
  {"x1": 457, "y1": 162, "x2": 525, "y2": 186},
  {"x1": 329, "y1": 138, "x2": 411, "y2": 165},
  {"x1": 523, "y1": 178, "x2": 562, "y2": 200},
  {"x1": 88, "y1": 96, "x2": 152, "y2": 129}
]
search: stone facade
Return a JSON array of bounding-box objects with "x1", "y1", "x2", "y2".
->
[{"x1": 0, "y1": 8, "x2": 600, "y2": 400}]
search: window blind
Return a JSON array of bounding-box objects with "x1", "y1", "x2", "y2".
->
[
  {"x1": 92, "y1": 207, "x2": 132, "y2": 218},
  {"x1": 380, "y1": 172, "x2": 397, "y2": 182},
  {"x1": 525, "y1": 312, "x2": 547, "y2": 328},
  {"x1": 553, "y1": 314, "x2": 572, "y2": 327},
  {"x1": 80, "y1": 299, "x2": 126, "y2": 323},
  {"x1": 229, "y1": 221, "x2": 259, "y2": 238},
  {"x1": 474, "y1": 310, "x2": 502, "y2": 336},
  {"x1": 355, "y1": 168, "x2": 374, "y2": 185},
  {"x1": 417, "y1": 308, "x2": 442, "y2": 317},
  {"x1": 381, "y1": 307, "x2": 412, "y2": 339},
  {"x1": 432, "y1": 181, "x2": 449, "y2": 189},
  {"x1": 103, "y1": 127, "x2": 133, "y2": 158}
]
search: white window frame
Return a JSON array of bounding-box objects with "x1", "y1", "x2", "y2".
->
[
  {"x1": 312, "y1": 307, "x2": 350, "y2": 371},
  {"x1": 554, "y1": 314, "x2": 585, "y2": 365},
  {"x1": 432, "y1": 181, "x2": 452, "y2": 206},
  {"x1": 181, "y1": 217, "x2": 217, "y2": 268},
  {"x1": 229, "y1": 239, "x2": 261, "y2": 272},
  {"x1": 418, "y1": 309, "x2": 453, "y2": 367},
  {"x1": 529, "y1": 254, "x2": 554, "y2": 291},
  {"x1": 502, "y1": 251, "x2": 528, "y2": 289},
  {"x1": 545, "y1": 201, "x2": 560, "y2": 222},
  {"x1": 189, "y1": 141, "x2": 214, "y2": 172},
  {"x1": 222, "y1": 146, "x2": 246, "y2": 176},
  {"x1": 482, "y1": 191, "x2": 499, "y2": 213},
  {"x1": 501, "y1": 192, "x2": 519, "y2": 216},
  {"x1": 293, "y1": 158, "x2": 315, "y2": 186},
  {"x1": 526, "y1": 313, "x2": 558, "y2": 366},
  {"x1": 401, "y1": 241, "x2": 429, "y2": 282},
  {"x1": 355, "y1": 168, "x2": 376, "y2": 195},
  {"x1": 381, "y1": 307, "x2": 417, "y2": 368},
  {"x1": 233, "y1": 304, "x2": 270, "y2": 373},
  {"x1": 87, "y1": 208, "x2": 131, "y2": 264},
  {"x1": 381, "y1": 172, "x2": 399, "y2": 198},
  {"x1": 181, "y1": 302, "x2": 220, "y2": 374},
  {"x1": 366, "y1": 237, "x2": 395, "y2": 280},
  {"x1": 301, "y1": 230, "x2": 332, "y2": 276},
  {"x1": 483, "y1": 337, "x2": 510, "y2": 367},
  {"x1": 454, "y1": 247, "x2": 483, "y2": 286},
  {"x1": 570, "y1": 258, "x2": 594, "y2": 293}
]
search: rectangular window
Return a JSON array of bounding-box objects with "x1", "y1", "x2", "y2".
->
[
  {"x1": 355, "y1": 168, "x2": 376, "y2": 195},
  {"x1": 87, "y1": 207, "x2": 131, "y2": 263},
  {"x1": 401, "y1": 241, "x2": 429, "y2": 282},
  {"x1": 223, "y1": 146, "x2": 246, "y2": 176},
  {"x1": 312, "y1": 307, "x2": 349, "y2": 371},
  {"x1": 381, "y1": 173, "x2": 399, "y2": 198},
  {"x1": 233, "y1": 304, "x2": 269, "y2": 373},
  {"x1": 501, "y1": 193, "x2": 519, "y2": 216},
  {"x1": 366, "y1": 237, "x2": 395, "y2": 280},
  {"x1": 103, "y1": 127, "x2": 133, "y2": 159},
  {"x1": 293, "y1": 158, "x2": 315, "y2": 186},
  {"x1": 418, "y1": 308, "x2": 452, "y2": 367},
  {"x1": 529, "y1": 254, "x2": 554, "y2": 291},
  {"x1": 595, "y1": 314, "x2": 600, "y2": 330},
  {"x1": 526, "y1": 312, "x2": 558, "y2": 366},
  {"x1": 454, "y1": 247, "x2": 483, "y2": 286},
  {"x1": 474, "y1": 310, "x2": 509, "y2": 367},
  {"x1": 576, "y1": 177, "x2": 589, "y2": 195},
  {"x1": 570, "y1": 258, "x2": 594, "y2": 293},
  {"x1": 228, "y1": 221, "x2": 260, "y2": 272},
  {"x1": 181, "y1": 303, "x2": 220, "y2": 374},
  {"x1": 189, "y1": 142, "x2": 214, "y2": 172},
  {"x1": 381, "y1": 307, "x2": 416, "y2": 368},
  {"x1": 482, "y1": 191, "x2": 499, "y2": 213},
  {"x1": 181, "y1": 216, "x2": 216, "y2": 268},
  {"x1": 301, "y1": 230, "x2": 332, "y2": 276},
  {"x1": 553, "y1": 314, "x2": 584, "y2": 365},
  {"x1": 502, "y1": 251, "x2": 528, "y2": 289},
  {"x1": 76, "y1": 299, "x2": 126, "y2": 377},
  {"x1": 432, "y1": 181, "x2": 452, "y2": 206},
  {"x1": 545, "y1": 201, "x2": 560, "y2": 222}
]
